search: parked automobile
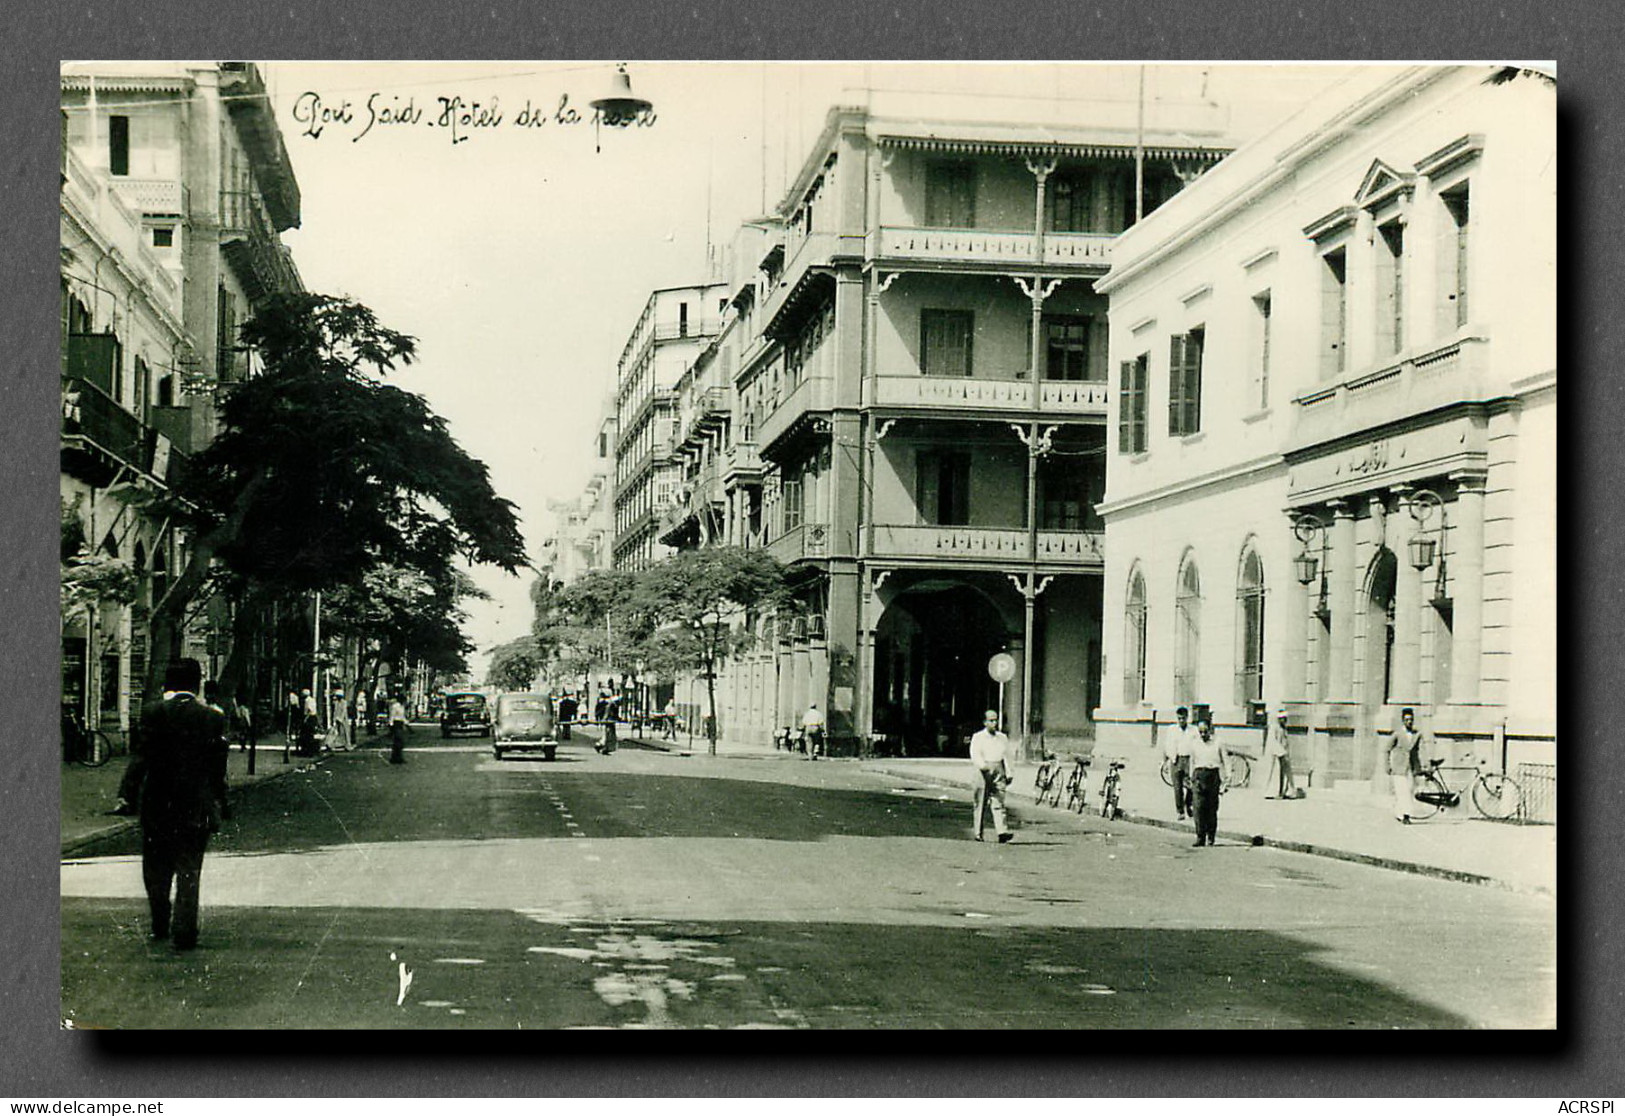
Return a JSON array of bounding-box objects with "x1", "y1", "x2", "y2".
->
[
  {"x1": 440, "y1": 690, "x2": 491, "y2": 739},
  {"x1": 492, "y1": 692, "x2": 558, "y2": 760}
]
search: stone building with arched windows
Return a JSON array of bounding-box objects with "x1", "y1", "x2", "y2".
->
[{"x1": 1092, "y1": 65, "x2": 1556, "y2": 798}]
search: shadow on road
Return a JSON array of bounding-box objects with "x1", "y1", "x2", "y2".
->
[{"x1": 61, "y1": 899, "x2": 1480, "y2": 1030}]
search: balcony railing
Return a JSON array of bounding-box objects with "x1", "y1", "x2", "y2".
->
[
  {"x1": 1291, "y1": 335, "x2": 1488, "y2": 450},
  {"x1": 62, "y1": 376, "x2": 144, "y2": 470},
  {"x1": 112, "y1": 177, "x2": 188, "y2": 216},
  {"x1": 723, "y1": 442, "x2": 763, "y2": 483},
  {"x1": 757, "y1": 375, "x2": 834, "y2": 451},
  {"x1": 765, "y1": 522, "x2": 829, "y2": 564},
  {"x1": 870, "y1": 375, "x2": 1108, "y2": 415},
  {"x1": 220, "y1": 189, "x2": 301, "y2": 301},
  {"x1": 870, "y1": 227, "x2": 1116, "y2": 269},
  {"x1": 867, "y1": 524, "x2": 1105, "y2": 564}
]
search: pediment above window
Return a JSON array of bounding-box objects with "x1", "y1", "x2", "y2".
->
[{"x1": 1354, "y1": 158, "x2": 1417, "y2": 212}]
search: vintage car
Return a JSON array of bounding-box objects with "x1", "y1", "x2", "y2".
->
[
  {"x1": 492, "y1": 692, "x2": 559, "y2": 760},
  {"x1": 439, "y1": 690, "x2": 492, "y2": 739}
]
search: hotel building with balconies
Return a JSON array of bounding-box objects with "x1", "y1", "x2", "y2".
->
[
  {"x1": 1092, "y1": 66, "x2": 1555, "y2": 798},
  {"x1": 60, "y1": 62, "x2": 303, "y2": 736},
  {"x1": 704, "y1": 97, "x2": 1229, "y2": 756},
  {"x1": 612, "y1": 283, "x2": 727, "y2": 572}
]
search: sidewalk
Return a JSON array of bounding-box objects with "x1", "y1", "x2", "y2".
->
[
  {"x1": 860, "y1": 744, "x2": 1558, "y2": 898},
  {"x1": 60, "y1": 730, "x2": 350, "y2": 858}
]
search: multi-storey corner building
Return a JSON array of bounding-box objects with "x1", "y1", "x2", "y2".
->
[
  {"x1": 549, "y1": 397, "x2": 619, "y2": 587},
  {"x1": 612, "y1": 283, "x2": 727, "y2": 572},
  {"x1": 1093, "y1": 67, "x2": 1556, "y2": 796},
  {"x1": 701, "y1": 98, "x2": 1229, "y2": 756},
  {"x1": 59, "y1": 62, "x2": 303, "y2": 735}
]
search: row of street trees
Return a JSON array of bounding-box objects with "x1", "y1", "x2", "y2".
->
[
  {"x1": 64, "y1": 293, "x2": 528, "y2": 723},
  {"x1": 488, "y1": 547, "x2": 786, "y2": 755}
]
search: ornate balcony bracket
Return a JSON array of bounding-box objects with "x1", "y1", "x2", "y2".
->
[
  {"x1": 875, "y1": 271, "x2": 901, "y2": 296},
  {"x1": 1011, "y1": 275, "x2": 1064, "y2": 306},
  {"x1": 875, "y1": 418, "x2": 899, "y2": 441},
  {"x1": 1024, "y1": 155, "x2": 1058, "y2": 183},
  {"x1": 1005, "y1": 572, "x2": 1056, "y2": 600},
  {"x1": 871, "y1": 569, "x2": 892, "y2": 595},
  {"x1": 1010, "y1": 423, "x2": 1059, "y2": 456}
]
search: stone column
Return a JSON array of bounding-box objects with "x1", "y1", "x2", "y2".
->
[
  {"x1": 1326, "y1": 499, "x2": 1357, "y2": 700},
  {"x1": 1449, "y1": 472, "x2": 1487, "y2": 703},
  {"x1": 1389, "y1": 485, "x2": 1424, "y2": 705}
]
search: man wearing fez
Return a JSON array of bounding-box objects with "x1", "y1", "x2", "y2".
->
[{"x1": 134, "y1": 658, "x2": 229, "y2": 950}]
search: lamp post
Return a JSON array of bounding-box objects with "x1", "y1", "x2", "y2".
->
[
  {"x1": 589, "y1": 63, "x2": 653, "y2": 153},
  {"x1": 1406, "y1": 488, "x2": 1450, "y2": 605},
  {"x1": 1292, "y1": 512, "x2": 1331, "y2": 622}
]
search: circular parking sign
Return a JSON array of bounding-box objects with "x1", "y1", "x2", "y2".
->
[{"x1": 987, "y1": 653, "x2": 1016, "y2": 684}]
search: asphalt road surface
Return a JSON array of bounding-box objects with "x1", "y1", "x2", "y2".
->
[{"x1": 60, "y1": 737, "x2": 1556, "y2": 1029}]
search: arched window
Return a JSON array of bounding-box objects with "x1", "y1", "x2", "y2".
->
[
  {"x1": 1174, "y1": 554, "x2": 1201, "y2": 706},
  {"x1": 1236, "y1": 547, "x2": 1265, "y2": 706},
  {"x1": 1123, "y1": 567, "x2": 1147, "y2": 705}
]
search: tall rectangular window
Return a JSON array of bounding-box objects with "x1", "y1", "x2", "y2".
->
[
  {"x1": 108, "y1": 115, "x2": 129, "y2": 176},
  {"x1": 920, "y1": 309, "x2": 974, "y2": 377},
  {"x1": 925, "y1": 162, "x2": 975, "y2": 228},
  {"x1": 1377, "y1": 219, "x2": 1405, "y2": 355},
  {"x1": 1320, "y1": 248, "x2": 1347, "y2": 379},
  {"x1": 1039, "y1": 463, "x2": 1101, "y2": 531},
  {"x1": 1044, "y1": 316, "x2": 1101, "y2": 381},
  {"x1": 1048, "y1": 171, "x2": 1093, "y2": 232},
  {"x1": 678, "y1": 302, "x2": 689, "y2": 337},
  {"x1": 782, "y1": 478, "x2": 803, "y2": 532},
  {"x1": 1167, "y1": 327, "x2": 1204, "y2": 437},
  {"x1": 915, "y1": 449, "x2": 971, "y2": 526},
  {"x1": 1249, "y1": 292, "x2": 1272, "y2": 409},
  {"x1": 1440, "y1": 183, "x2": 1470, "y2": 329},
  {"x1": 1118, "y1": 353, "x2": 1148, "y2": 454}
]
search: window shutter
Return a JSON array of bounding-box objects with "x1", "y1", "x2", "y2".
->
[
  {"x1": 1185, "y1": 331, "x2": 1203, "y2": 435},
  {"x1": 916, "y1": 450, "x2": 940, "y2": 524},
  {"x1": 1167, "y1": 335, "x2": 1185, "y2": 435},
  {"x1": 1119, "y1": 360, "x2": 1135, "y2": 452}
]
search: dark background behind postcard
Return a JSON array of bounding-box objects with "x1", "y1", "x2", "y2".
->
[{"x1": 2, "y1": 0, "x2": 1613, "y2": 1096}]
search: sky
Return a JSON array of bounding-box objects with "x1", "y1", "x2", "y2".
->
[{"x1": 265, "y1": 61, "x2": 1367, "y2": 678}]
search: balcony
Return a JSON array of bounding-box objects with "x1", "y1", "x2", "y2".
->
[
  {"x1": 62, "y1": 376, "x2": 143, "y2": 469},
  {"x1": 722, "y1": 442, "x2": 763, "y2": 486},
  {"x1": 220, "y1": 190, "x2": 302, "y2": 302},
  {"x1": 870, "y1": 375, "x2": 1108, "y2": 416},
  {"x1": 765, "y1": 522, "x2": 830, "y2": 565},
  {"x1": 681, "y1": 385, "x2": 731, "y2": 445},
  {"x1": 653, "y1": 318, "x2": 724, "y2": 344},
  {"x1": 757, "y1": 376, "x2": 834, "y2": 455},
  {"x1": 870, "y1": 227, "x2": 1115, "y2": 271},
  {"x1": 761, "y1": 231, "x2": 840, "y2": 338},
  {"x1": 1290, "y1": 335, "x2": 1489, "y2": 451},
  {"x1": 112, "y1": 177, "x2": 188, "y2": 216},
  {"x1": 866, "y1": 524, "x2": 1105, "y2": 566}
]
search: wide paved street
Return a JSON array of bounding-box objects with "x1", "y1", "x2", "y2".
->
[{"x1": 60, "y1": 737, "x2": 1555, "y2": 1029}]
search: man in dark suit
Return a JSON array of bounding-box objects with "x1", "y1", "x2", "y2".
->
[{"x1": 134, "y1": 658, "x2": 229, "y2": 951}]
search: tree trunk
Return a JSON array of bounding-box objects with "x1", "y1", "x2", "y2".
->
[{"x1": 704, "y1": 655, "x2": 718, "y2": 757}]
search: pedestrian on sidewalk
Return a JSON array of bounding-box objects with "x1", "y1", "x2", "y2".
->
[
  {"x1": 968, "y1": 709, "x2": 1014, "y2": 843},
  {"x1": 801, "y1": 702, "x2": 825, "y2": 760},
  {"x1": 1264, "y1": 709, "x2": 1298, "y2": 799},
  {"x1": 388, "y1": 691, "x2": 409, "y2": 764},
  {"x1": 286, "y1": 689, "x2": 300, "y2": 740},
  {"x1": 1169, "y1": 706, "x2": 1199, "y2": 820},
  {"x1": 1390, "y1": 707, "x2": 1425, "y2": 824},
  {"x1": 298, "y1": 689, "x2": 319, "y2": 756},
  {"x1": 1188, "y1": 715, "x2": 1229, "y2": 847},
  {"x1": 663, "y1": 698, "x2": 678, "y2": 741},
  {"x1": 133, "y1": 658, "x2": 229, "y2": 951}
]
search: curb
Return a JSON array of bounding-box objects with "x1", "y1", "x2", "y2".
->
[
  {"x1": 60, "y1": 750, "x2": 331, "y2": 860},
  {"x1": 858, "y1": 762, "x2": 1549, "y2": 898}
]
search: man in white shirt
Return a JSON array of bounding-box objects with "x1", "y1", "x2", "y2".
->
[
  {"x1": 388, "y1": 693, "x2": 409, "y2": 765},
  {"x1": 801, "y1": 702, "x2": 826, "y2": 760},
  {"x1": 1168, "y1": 706, "x2": 1200, "y2": 820},
  {"x1": 968, "y1": 709, "x2": 1013, "y2": 843}
]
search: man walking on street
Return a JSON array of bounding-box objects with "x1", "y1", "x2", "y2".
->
[
  {"x1": 1391, "y1": 707, "x2": 1425, "y2": 823},
  {"x1": 1170, "y1": 706, "x2": 1199, "y2": 820},
  {"x1": 1188, "y1": 715, "x2": 1229, "y2": 847},
  {"x1": 388, "y1": 691, "x2": 409, "y2": 764},
  {"x1": 134, "y1": 658, "x2": 229, "y2": 950},
  {"x1": 968, "y1": 709, "x2": 1014, "y2": 843},
  {"x1": 801, "y1": 702, "x2": 825, "y2": 760}
]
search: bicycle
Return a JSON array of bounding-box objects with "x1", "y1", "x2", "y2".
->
[
  {"x1": 1099, "y1": 759, "x2": 1127, "y2": 819},
  {"x1": 1225, "y1": 751, "x2": 1252, "y2": 791},
  {"x1": 1410, "y1": 758, "x2": 1525, "y2": 822},
  {"x1": 1063, "y1": 755, "x2": 1091, "y2": 813},
  {"x1": 62, "y1": 708, "x2": 114, "y2": 767},
  {"x1": 1033, "y1": 751, "x2": 1064, "y2": 807}
]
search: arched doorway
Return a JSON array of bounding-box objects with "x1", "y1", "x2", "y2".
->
[
  {"x1": 1364, "y1": 548, "x2": 1398, "y2": 706},
  {"x1": 873, "y1": 582, "x2": 1013, "y2": 757}
]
